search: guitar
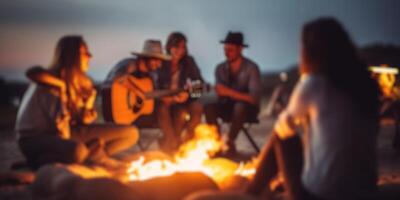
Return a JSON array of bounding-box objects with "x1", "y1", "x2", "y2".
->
[{"x1": 102, "y1": 75, "x2": 205, "y2": 125}]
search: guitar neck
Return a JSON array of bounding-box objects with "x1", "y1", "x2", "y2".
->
[
  {"x1": 124, "y1": 76, "x2": 206, "y2": 100},
  {"x1": 143, "y1": 88, "x2": 185, "y2": 99}
]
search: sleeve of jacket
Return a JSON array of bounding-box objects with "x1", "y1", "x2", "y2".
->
[{"x1": 248, "y1": 64, "x2": 262, "y2": 105}]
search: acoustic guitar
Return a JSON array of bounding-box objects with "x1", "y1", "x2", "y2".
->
[{"x1": 102, "y1": 75, "x2": 204, "y2": 125}]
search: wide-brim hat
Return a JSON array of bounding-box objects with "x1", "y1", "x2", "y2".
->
[
  {"x1": 220, "y1": 31, "x2": 249, "y2": 47},
  {"x1": 132, "y1": 40, "x2": 171, "y2": 60}
]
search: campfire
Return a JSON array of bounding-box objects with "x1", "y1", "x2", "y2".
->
[
  {"x1": 42, "y1": 124, "x2": 258, "y2": 200},
  {"x1": 126, "y1": 124, "x2": 256, "y2": 187}
]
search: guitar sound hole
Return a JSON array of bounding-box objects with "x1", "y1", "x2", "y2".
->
[{"x1": 133, "y1": 97, "x2": 143, "y2": 113}]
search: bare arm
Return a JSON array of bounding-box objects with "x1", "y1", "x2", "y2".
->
[
  {"x1": 274, "y1": 75, "x2": 311, "y2": 140},
  {"x1": 81, "y1": 89, "x2": 98, "y2": 124},
  {"x1": 26, "y1": 66, "x2": 66, "y2": 91}
]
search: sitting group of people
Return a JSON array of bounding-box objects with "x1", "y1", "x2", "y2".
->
[
  {"x1": 102, "y1": 31, "x2": 261, "y2": 154},
  {"x1": 15, "y1": 17, "x2": 382, "y2": 200}
]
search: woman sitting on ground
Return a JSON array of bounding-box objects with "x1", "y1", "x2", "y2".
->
[
  {"x1": 245, "y1": 17, "x2": 380, "y2": 200},
  {"x1": 15, "y1": 35, "x2": 139, "y2": 170}
]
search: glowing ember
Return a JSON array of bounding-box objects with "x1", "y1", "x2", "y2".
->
[
  {"x1": 235, "y1": 161, "x2": 257, "y2": 176},
  {"x1": 127, "y1": 124, "x2": 256, "y2": 185}
]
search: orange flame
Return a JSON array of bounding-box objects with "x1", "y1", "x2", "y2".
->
[{"x1": 127, "y1": 124, "x2": 256, "y2": 186}]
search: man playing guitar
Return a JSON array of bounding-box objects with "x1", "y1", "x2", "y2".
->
[{"x1": 102, "y1": 40, "x2": 171, "y2": 125}]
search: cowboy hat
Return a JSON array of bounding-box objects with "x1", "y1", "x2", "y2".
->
[{"x1": 132, "y1": 40, "x2": 171, "y2": 60}]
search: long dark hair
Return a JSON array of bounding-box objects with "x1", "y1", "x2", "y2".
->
[
  {"x1": 301, "y1": 17, "x2": 379, "y2": 115},
  {"x1": 166, "y1": 32, "x2": 187, "y2": 55},
  {"x1": 49, "y1": 35, "x2": 94, "y2": 120}
]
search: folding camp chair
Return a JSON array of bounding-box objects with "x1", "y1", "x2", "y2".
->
[{"x1": 220, "y1": 116, "x2": 261, "y2": 153}]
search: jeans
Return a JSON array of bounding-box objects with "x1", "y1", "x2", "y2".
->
[
  {"x1": 18, "y1": 123, "x2": 138, "y2": 169},
  {"x1": 157, "y1": 100, "x2": 203, "y2": 152},
  {"x1": 204, "y1": 100, "x2": 259, "y2": 148}
]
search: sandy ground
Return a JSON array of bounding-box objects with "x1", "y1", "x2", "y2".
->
[{"x1": 1, "y1": 115, "x2": 400, "y2": 199}]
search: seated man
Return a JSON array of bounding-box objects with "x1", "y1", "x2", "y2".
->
[
  {"x1": 205, "y1": 32, "x2": 261, "y2": 155},
  {"x1": 102, "y1": 39, "x2": 170, "y2": 125}
]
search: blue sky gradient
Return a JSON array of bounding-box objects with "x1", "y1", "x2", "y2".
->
[{"x1": 0, "y1": 0, "x2": 399, "y2": 82}]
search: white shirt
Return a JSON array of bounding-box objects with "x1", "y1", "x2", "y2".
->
[
  {"x1": 15, "y1": 84, "x2": 61, "y2": 138},
  {"x1": 276, "y1": 74, "x2": 378, "y2": 200}
]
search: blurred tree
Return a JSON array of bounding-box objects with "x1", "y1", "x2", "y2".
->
[{"x1": 359, "y1": 44, "x2": 400, "y2": 67}]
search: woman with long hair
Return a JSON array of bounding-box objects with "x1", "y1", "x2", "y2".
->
[
  {"x1": 16, "y1": 35, "x2": 138, "y2": 169},
  {"x1": 156, "y1": 32, "x2": 204, "y2": 152},
  {"x1": 244, "y1": 17, "x2": 380, "y2": 200}
]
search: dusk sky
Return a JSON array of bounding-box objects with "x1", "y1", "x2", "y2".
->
[{"x1": 0, "y1": 0, "x2": 399, "y2": 82}]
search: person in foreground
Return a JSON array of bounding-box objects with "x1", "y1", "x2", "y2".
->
[
  {"x1": 186, "y1": 17, "x2": 380, "y2": 200},
  {"x1": 16, "y1": 35, "x2": 139, "y2": 170}
]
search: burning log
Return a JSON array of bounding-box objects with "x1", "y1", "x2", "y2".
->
[
  {"x1": 32, "y1": 164, "x2": 217, "y2": 200},
  {"x1": 183, "y1": 190, "x2": 259, "y2": 200},
  {"x1": 31, "y1": 164, "x2": 126, "y2": 200},
  {"x1": 129, "y1": 172, "x2": 218, "y2": 200}
]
